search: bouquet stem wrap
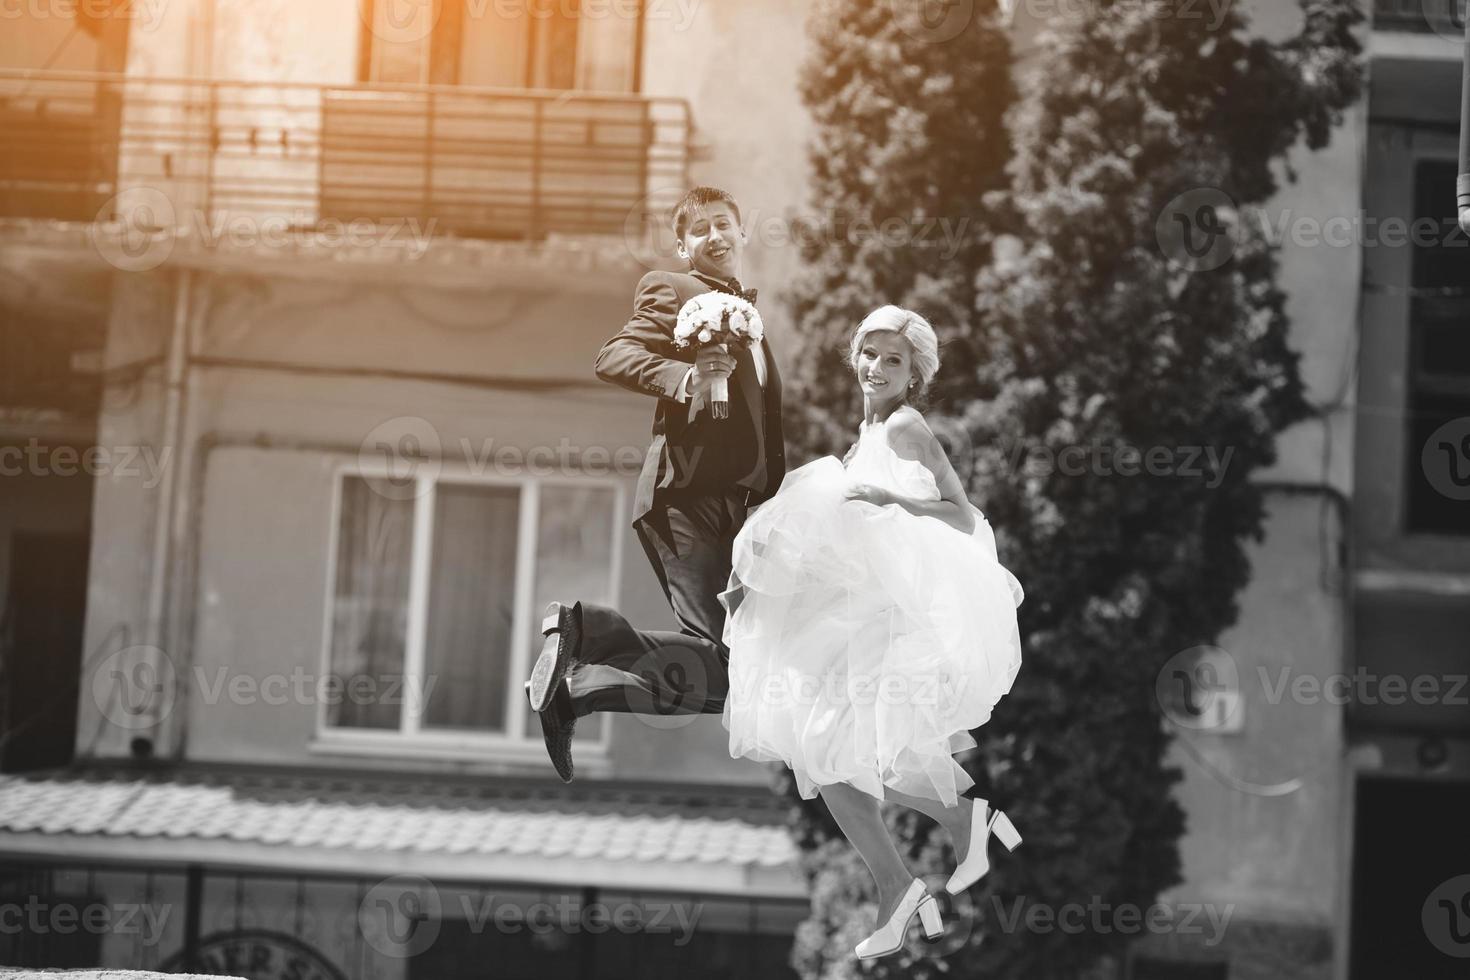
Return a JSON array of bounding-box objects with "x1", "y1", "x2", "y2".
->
[{"x1": 711, "y1": 375, "x2": 730, "y2": 419}]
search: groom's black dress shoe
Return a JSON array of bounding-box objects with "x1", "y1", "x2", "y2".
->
[
  {"x1": 528, "y1": 601, "x2": 581, "y2": 712},
  {"x1": 536, "y1": 680, "x2": 577, "y2": 783}
]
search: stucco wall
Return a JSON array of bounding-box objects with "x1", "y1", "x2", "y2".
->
[
  {"x1": 639, "y1": 0, "x2": 815, "y2": 326},
  {"x1": 72, "y1": 253, "x2": 768, "y2": 785}
]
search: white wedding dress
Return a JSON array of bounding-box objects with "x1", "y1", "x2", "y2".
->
[{"x1": 719, "y1": 411, "x2": 1024, "y2": 807}]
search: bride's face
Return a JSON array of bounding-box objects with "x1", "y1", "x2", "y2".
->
[{"x1": 855, "y1": 331, "x2": 916, "y2": 408}]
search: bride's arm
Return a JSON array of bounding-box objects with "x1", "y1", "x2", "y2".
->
[{"x1": 846, "y1": 413, "x2": 976, "y2": 534}]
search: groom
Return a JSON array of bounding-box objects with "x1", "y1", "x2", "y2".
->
[{"x1": 526, "y1": 186, "x2": 786, "y2": 781}]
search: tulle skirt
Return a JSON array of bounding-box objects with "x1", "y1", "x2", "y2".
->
[{"x1": 719, "y1": 457, "x2": 1024, "y2": 807}]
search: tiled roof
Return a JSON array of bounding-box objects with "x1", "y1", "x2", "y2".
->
[{"x1": 0, "y1": 766, "x2": 798, "y2": 872}]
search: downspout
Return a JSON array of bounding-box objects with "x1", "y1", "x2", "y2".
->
[{"x1": 137, "y1": 266, "x2": 192, "y2": 758}]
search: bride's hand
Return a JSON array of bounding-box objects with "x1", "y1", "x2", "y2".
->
[{"x1": 844, "y1": 483, "x2": 892, "y2": 506}]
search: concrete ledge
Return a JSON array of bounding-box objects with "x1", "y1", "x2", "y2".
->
[{"x1": 0, "y1": 973, "x2": 243, "y2": 979}]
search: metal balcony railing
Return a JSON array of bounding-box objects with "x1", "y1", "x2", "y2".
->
[
  {"x1": 0, "y1": 70, "x2": 694, "y2": 241},
  {"x1": 1373, "y1": 0, "x2": 1467, "y2": 33}
]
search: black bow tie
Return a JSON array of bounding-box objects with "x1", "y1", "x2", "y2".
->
[{"x1": 702, "y1": 274, "x2": 757, "y2": 305}]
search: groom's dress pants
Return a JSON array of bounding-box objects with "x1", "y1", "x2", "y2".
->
[{"x1": 566, "y1": 486, "x2": 750, "y2": 718}]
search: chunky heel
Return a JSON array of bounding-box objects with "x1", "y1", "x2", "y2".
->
[
  {"x1": 854, "y1": 879, "x2": 935, "y2": 960},
  {"x1": 992, "y1": 811, "x2": 1022, "y2": 852},
  {"x1": 917, "y1": 896, "x2": 943, "y2": 940},
  {"x1": 528, "y1": 601, "x2": 580, "y2": 712}
]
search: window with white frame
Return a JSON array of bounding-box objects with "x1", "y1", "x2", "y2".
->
[{"x1": 319, "y1": 469, "x2": 621, "y2": 749}]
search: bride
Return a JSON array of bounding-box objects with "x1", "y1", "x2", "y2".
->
[{"x1": 719, "y1": 305, "x2": 1025, "y2": 960}]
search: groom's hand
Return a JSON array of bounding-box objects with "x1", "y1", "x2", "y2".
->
[{"x1": 690, "y1": 345, "x2": 737, "y2": 396}]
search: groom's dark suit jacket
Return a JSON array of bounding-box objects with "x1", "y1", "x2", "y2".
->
[{"x1": 594, "y1": 270, "x2": 785, "y2": 523}]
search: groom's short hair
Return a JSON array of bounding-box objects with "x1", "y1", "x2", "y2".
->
[{"x1": 670, "y1": 186, "x2": 742, "y2": 240}]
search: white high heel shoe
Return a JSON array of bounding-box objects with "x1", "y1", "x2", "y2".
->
[
  {"x1": 854, "y1": 878, "x2": 943, "y2": 960},
  {"x1": 945, "y1": 803, "x2": 1022, "y2": 894}
]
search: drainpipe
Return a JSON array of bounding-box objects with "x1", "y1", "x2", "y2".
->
[
  {"x1": 137, "y1": 267, "x2": 192, "y2": 758},
  {"x1": 1459, "y1": 11, "x2": 1469, "y2": 234}
]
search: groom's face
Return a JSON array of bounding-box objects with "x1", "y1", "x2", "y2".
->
[{"x1": 675, "y1": 202, "x2": 746, "y2": 282}]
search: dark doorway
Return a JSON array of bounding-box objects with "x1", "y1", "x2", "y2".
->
[
  {"x1": 2, "y1": 531, "x2": 89, "y2": 772},
  {"x1": 1349, "y1": 777, "x2": 1470, "y2": 977}
]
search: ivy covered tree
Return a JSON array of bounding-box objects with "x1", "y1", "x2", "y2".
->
[
  {"x1": 781, "y1": 1, "x2": 1363, "y2": 978},
  {"x1": 783, "y1": 0, "x2": 1016, "y2": 456}
]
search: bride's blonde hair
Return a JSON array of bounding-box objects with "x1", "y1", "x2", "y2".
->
[{"x1": 848, "y1": 306, "x2": 941, "y2": 395}]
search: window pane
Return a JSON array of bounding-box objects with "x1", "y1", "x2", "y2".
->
[
  {"x1": 524, "y1": 483, "x2": 616, "y2": 739},
  {"x1": 459, "y1": 4, "x2": 530, "y2": 87},
  {"x1": 574, "y1": 4, "x2": 638, "y2": 92},
  {"x1": 366, "y1": 0, "x2": 433, "y2": 83},
  {"x1": 1404, "y1": 160, "x2": 1470, "y2": 536},
  {"x1": 326, "y1": 477, "x2": 413, "y2": 730},
  {"x1": 422, "y1": 483, "x2": 521, "y2": 731},
  {"x1": 528, "y1": 0, "x2": 579, "y2": 90}
]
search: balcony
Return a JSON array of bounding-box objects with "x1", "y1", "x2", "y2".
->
[
  {"x1": 1373, "y1": 0, "x2": 1466, "y2": 32},
  {"x1": 0, "y1": 69, "x2": 693, "y2": 241}
]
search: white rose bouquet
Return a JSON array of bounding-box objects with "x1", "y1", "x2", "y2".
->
[{"x1": 673, "y1": 291, "x2": 764, "y2": 420}]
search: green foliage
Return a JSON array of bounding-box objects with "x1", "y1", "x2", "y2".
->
[{"x1": 780, "y1": 1, "x2": 1363, "y2": 977}]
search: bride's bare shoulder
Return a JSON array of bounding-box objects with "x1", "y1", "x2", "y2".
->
[
  {"x1": 885, "y1": 407, "x2": 938, "y2": 461},
  {"x1": 886, "y1": 405, "x2": 931, "y2": 438}
]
